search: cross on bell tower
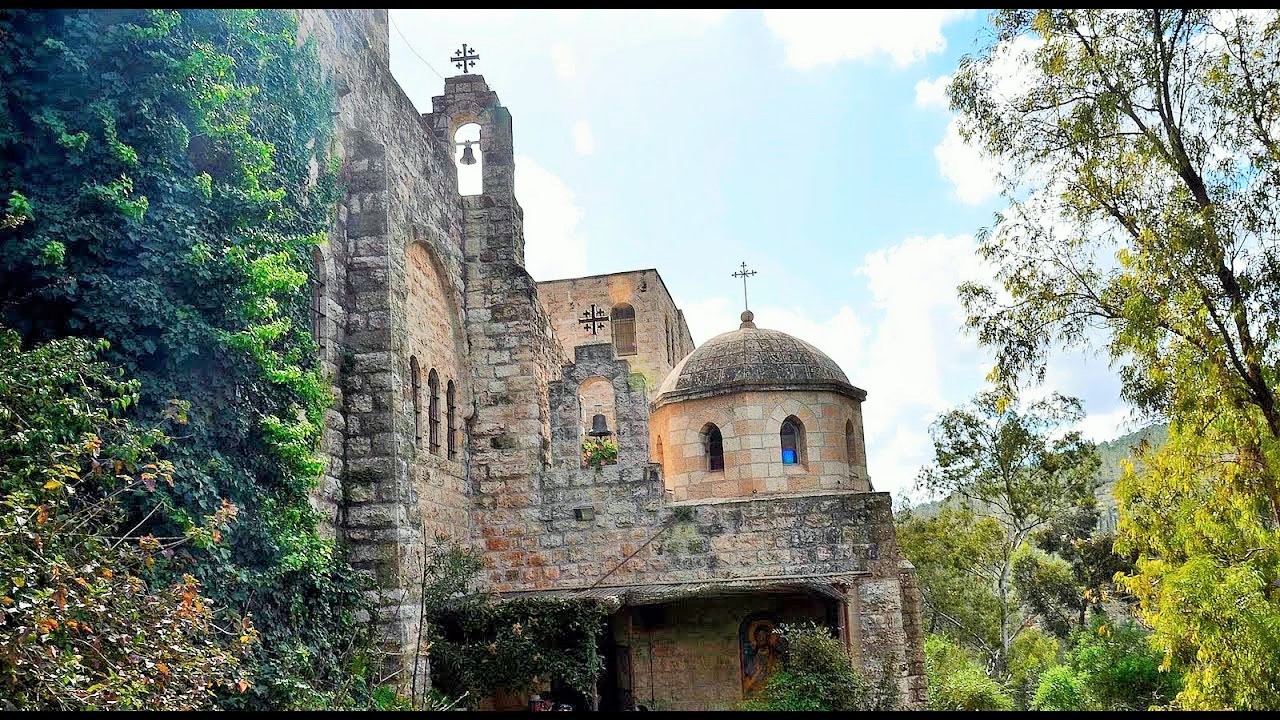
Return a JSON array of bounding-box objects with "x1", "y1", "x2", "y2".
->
[{"x1": 450, "y1": 44, "x2": 480, "y2": 74}]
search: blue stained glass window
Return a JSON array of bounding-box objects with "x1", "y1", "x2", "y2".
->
[{"x1": 780, "y1": 418, "x2": 801, "y2": 465}]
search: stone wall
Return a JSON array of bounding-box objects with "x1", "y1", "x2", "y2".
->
[
  {"x1": 650, "y1": 389, "x2": 871, "y2": 501},
  {"x1": 537, "y1": 270, "x2": 695, "y2": 398},
  {"x1": 295, "y1": 9, "x2": 472, "y2": 686}
]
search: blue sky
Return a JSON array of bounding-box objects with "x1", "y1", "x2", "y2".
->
[{"x1": 387, "y1": 9, "x2": 1130, "y2": 502}]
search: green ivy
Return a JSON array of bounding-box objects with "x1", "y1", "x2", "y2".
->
[{"x1": 0, "y1": 9, "x2": 377, "y2": 708}]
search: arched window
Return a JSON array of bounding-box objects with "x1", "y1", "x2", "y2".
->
[
  {"x1": 780, "y1": 416, "x2": 804, "y2": 465},
  {"x1": 845, "y1": 420, "x2": 857, "y2": 466},
  {"x1": 703, "y1": 423, "x2": 724, "y2": 472},
  {"x1": 611, "y1": 303, "x2": 636, "y2": 356},
  {"x1": 311, "y1": 248, "x2": 326, "y2": 347},
  {"x1": 454, "y1": 123, "x2": 482, "y2": 196},
  {"x1": 428, "y1": 369, "x2": 441, "y2": 455},
  {"x1": 655, "y1": 435, "x2": 665, "y2": 467},
  {"x1": 410, "y1": 356, "x2": 422, "y2": 445},
  {"x1": 446, "y1": 380, "x2": 458, "y2": 459}
]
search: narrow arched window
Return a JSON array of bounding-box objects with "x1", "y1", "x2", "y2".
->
[
  {"x1": 781, "y1": 416, "x2": 803, "y2": 465},
  {"x1": 446, "y1": 380, "x2": 458, "y2": 459},
  {"x1": 611, "y1": 303, "x2": 636, "y2": 356},
  {"x1": 665, "y1": 318, "x2": 673, "y2": 365},
  {"x1": 845, "y1": 419, "x2": 857, "y2": 466},
  {"x1": 428, "y1": 369, "x2": 441, "y2": 455},
  {"x1": 311, "y1": 248, "x2": 326, "y2": 347},
  {"x1": 703, "y1": 423, "x2": 724, "y2": 472},
  {"x1": 655, "y1": 435, "x2": 665, "y2": 467},
  {"x1": 410, "y1": 356, "x2": 422, "y2": 445}
]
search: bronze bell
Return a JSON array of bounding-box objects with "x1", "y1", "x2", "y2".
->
[
  {"x1": 459, "y1": 141, "x2": 477, "y2": 165},
  {"x1": 588, "y1": 413, "x2": 613, "y2": 437}
]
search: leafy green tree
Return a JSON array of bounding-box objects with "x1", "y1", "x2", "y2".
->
[
  {"x1": 0, "y1": 9, "x2": 374, "y2": 708},
  {"x1": 1006, "y1": 627, "x2": 1060, "y2": 710},
  {"x1": 917, "y1": 389, "x2": 1099, "y2": 673},
  {"x1": 924, "y1": 635, "x2": 1014, "y2": 711},
  {"x1": 897, "y1": 504, "x2": 1005, "y2": 666},
  {"x1": 949, "y1": 8, "x2": 1280, "y2": 707},
  {"x1": 0, "y1": 330, "x2": 253, "y2": 708}
]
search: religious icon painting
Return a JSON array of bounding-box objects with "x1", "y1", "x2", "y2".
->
[{"x1": 739, "y1": 612, "x2": 786, "y2": 698}]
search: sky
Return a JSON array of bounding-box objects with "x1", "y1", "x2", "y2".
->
[{"x1": 386, "y1": 9, "x2": 1133, "y2": 503}]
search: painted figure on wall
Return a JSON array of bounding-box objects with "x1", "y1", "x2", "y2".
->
[{"x1": 740, "y1": 614, "x2": 785, "y2": 697}]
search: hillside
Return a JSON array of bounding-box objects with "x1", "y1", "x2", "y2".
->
[{"x1": 901, "y1": 422, "x2": 1169, "y2": 529}]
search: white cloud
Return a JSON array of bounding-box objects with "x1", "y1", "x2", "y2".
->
[
  {"x1": 552, "y1": 42, "x2": 576, "y2": 80},
  {"x1": 761, "y1": 9, "x2": 973, "y2": 69},
  {"x1": 935, "y1": 117, "x2": 1001, "y2": 205},
  {"x1": 572, "y1": 121, "x2": 595, "y2": 156},
  {"x1": 516, "y1": 155, "x2": 588, "y2": 281},
  {"x1": 914, "y1": 74, "x2": 951, "y2": 110}
]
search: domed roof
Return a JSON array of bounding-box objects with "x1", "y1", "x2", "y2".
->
[{"x1": 654, "y1": 311, "x2": 866, "y2": 408}]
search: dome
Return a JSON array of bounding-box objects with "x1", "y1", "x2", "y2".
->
[{"x1": 654, "y1": 312, "x2": 866, "y2": 408}]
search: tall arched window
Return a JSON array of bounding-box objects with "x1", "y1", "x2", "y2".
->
[
  {"x1": 780, "y1": 416, "x2": 804, "y2": 465},
  {"x1": 428, "y1": 369, "x2": 441, "y2": 455},
  {"x1": 845, "y1": 419, "x2": 857, "y2": 466},
  {"x1": 311, "y1": 248, "x2": 326, "y2": 347},
  {"x1": 446, "y1": 380, "x2": 458, "y2": 459},
  {"x1": 410, "y1": 356, "x2": 422, "y2": 445},
  {"x1": 655, "y1": 435, "x2": 665, "y2": 467},
  {"x1": 611, "y1": 303, "x2": 636, "y2": 356},
  {"x1": 702, "y1": 423, "x2": 724, "y2": 472}
]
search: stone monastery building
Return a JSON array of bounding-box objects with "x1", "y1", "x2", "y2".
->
[{"x1": 297, "y1": 9, "x2": 925, "y2": 711}]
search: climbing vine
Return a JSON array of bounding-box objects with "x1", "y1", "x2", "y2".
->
[{"x1": 0, "y1": 9, "x2": 376, "y2": 708}]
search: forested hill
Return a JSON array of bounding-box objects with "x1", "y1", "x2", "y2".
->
[{"x1": 904, "y1": 422, "x2": 1169, "y2": 526}]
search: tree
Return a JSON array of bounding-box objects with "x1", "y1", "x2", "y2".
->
[
  {"x1": 897, "y1": 504, "x2": 1005, "y2": 666},
  {"x1": 917, "y1": 389, "x2": 1099, "y2": 674},
  {"x1": 950, "y1": 8, "x2": 1280, "y2": 707}
]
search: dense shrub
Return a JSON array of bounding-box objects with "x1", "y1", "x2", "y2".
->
[
  {"x1": 420, "y1": 543, "x2": 610, "y2": 707},
  {"x1": 0, "y1": 330, "x2": 252, "y2": 708},
  {"x1": 740, "y1": 622, "x2": 886, "y2": 712},
  {"x1": 925, "y1": 635, "x2": 1014, "y2": 711},
  {"x1": 1033, "y1": 666, "x2": 1087, "y2": 711}
]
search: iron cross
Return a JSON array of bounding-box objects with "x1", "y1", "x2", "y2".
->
[
  {"x1": 732, "y1": 262, "x2": 758, "y2": 311},
  {"x1": 579, "y1": 304, "x2": 609, "y2": 336},
  {"x1": 451, "y1": 44, "x2": 480, "y2": 73}
]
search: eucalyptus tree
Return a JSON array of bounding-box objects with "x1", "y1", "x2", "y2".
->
[
  {"x1": 916, "y1": 389, "x2": 1098, "y2": 675},
  {"x1": 950, "y1": 9, "x2": 1280, "y2": 708}
]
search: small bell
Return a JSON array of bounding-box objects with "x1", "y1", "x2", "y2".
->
[
  {"x1": 588, "y1": 413, "x2": 613, "y2": 437},
  {"x1": 459, "y1": 141, "x2": 477, "y2": 166}
]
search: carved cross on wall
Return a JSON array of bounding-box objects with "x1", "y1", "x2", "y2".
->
[
  {"x1": 451, "y1": 44, "x2": 480, "y2": 74},
  {"x1": 579, "y1": 304, "x2": 609, "y2": 336}
]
